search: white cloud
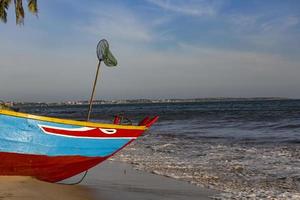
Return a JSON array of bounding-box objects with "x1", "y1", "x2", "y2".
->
[
  {"x1": 226, "y1": 13, "x2": 300, "y2": 53},
  {"x1": 261, "y1": 15, "x2": 299, "y2": 33},
  {"x1": 229, "y1": 13, "x2": 299, "y2": 34},
  {"x1": 78, "y1": 3, "x2": 176, "y2": 49},
  {"x1": 81, "y1": 6, "x2": 153, "y2": 43},
  {"x1": 146, "y1": 0, "x2": 218, "y2": 17},
  {"x1": 229, "y1": 14, "x2": 262, "y2": 29}
]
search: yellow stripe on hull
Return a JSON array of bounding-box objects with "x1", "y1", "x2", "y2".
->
[{"x1": 0, "y1": 109, "x2": 147, "y2": 130}]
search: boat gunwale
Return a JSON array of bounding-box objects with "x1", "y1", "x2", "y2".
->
[{"x1": 0, "y1": 109, "x2": 147, "y2": 130}]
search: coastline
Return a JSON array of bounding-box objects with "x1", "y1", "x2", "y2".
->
[{"x1": 9, "y1": 97, "x2": 294, "y2": 108}]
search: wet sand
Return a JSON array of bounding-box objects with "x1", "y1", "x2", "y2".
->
[
  {"x1": 65, "y1": 160, "x2": 217, "y2": 200},
  {"x1": 0, "y1": 176, "x2": 93, "y2": 200},
  {"x1": 0, "y1": 161, "x2": 217, "y2": 200}
]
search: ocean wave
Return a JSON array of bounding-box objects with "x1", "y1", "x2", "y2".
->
[{"x1": 273, "y1": 124, "x2": 300, "y2": 130}]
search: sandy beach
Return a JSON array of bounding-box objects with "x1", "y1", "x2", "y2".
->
[
  {"x1": 0, "y1": 161, "x2": 217, "y2": 200},
  {"x1": 0, "y1": 176, "x2": 93, "y2": 200}
]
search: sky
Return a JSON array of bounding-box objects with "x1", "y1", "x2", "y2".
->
[{"x1": 0, "y1": 0, "x2": 300, "y2": 102}]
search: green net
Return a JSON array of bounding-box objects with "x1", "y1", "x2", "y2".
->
[{"x1": 97, "y1": 39, "x2": 117, "y2": 67}]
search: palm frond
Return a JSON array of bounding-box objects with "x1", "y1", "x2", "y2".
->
[
  {"x1": 27, "y1": 0, "x2": 37, "y2": 14},
  {"x1": 14, "y1": 0, "x2": 24, "y2": 25},
  {"x1": 1, "y1": 0, "x2": 38, "y2": 24},
  {"x1": 0, "y1": 0, "x2": 12, "y2": 23}
]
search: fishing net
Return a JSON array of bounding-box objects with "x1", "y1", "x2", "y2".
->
[{"x1": 96, "y1": 39, "x2": 117, "y2": 67}]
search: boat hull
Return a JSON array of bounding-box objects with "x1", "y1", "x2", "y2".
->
[
  {"x1": 0, "y1": 151, "x2": 108, "y2": 182},
  {"x1": 0, "y1": 109, "x2": 154, "y2": 182}
]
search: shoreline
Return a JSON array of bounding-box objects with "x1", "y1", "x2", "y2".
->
[{"x1": 65, "y1": 160, "x2": 218, "y2": 200}]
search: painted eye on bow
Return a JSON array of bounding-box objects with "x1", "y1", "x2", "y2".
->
[{"x1": 99, "y1": 128, "x2": 117, "y2": 135}]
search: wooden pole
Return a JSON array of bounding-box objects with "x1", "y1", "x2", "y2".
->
[{"x1": 87, "y1": 61, "x2": 101, "y2": 121}]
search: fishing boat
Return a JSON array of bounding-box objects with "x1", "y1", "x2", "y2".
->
[
  {"x1": 0, "y1": 40, "x2": 158, "y2": 182},
  {"x1": 0, "y1": 109, "x2": 158, "y2": 182}
]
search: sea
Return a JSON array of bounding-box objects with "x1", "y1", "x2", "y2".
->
[{"x1": 21, "y1": 99, "x2": 300, "y2": 199}]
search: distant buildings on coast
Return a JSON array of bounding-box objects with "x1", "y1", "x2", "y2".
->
[{"x1": 8, "y1": 97, "x2": 290, "y2": 107}]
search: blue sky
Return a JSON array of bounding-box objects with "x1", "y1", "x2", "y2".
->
[{"x1": 0, "y1": 0, "x2": 300, "y2": 102}]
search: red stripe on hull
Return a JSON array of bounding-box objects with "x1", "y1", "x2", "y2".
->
[
  {"x1": 40, "y1": 126, "x2": 144, "y2": 138},
  {"x1": 0, "y1": 152, "x2": 108, "y2": 183}
]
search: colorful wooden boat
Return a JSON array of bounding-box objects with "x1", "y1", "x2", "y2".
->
[{"x1": 0, "y1": 109, "x2": 158, "y2": 182}]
